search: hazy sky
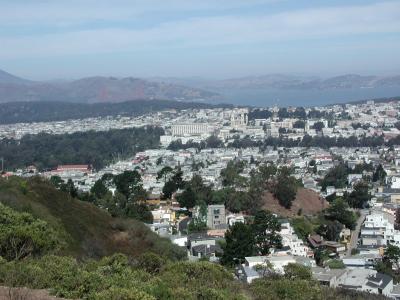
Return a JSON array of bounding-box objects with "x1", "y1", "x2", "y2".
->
[{"x1": 1, "y1": 0, "x2": 400, "y2": 80}]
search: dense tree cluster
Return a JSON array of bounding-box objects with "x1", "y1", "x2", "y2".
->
[
  {"x1": 226, "y1": 134, "x2": 387, "y2": 150},
  {"x1": 0, "y1": 126, "x2": 164, "y2": 170},
  {"x1": 0, "y1": 100, "x2": 229, "y2": 125},
  {"x1": 221, "y1": 210, "x2": 282, "y2": 265},
  {"x1": 88, "y1": 171, "x2": 153, "y2": 223},
  {"x1": 167, "y1": 135, "x2": 224, "y2": 151}
]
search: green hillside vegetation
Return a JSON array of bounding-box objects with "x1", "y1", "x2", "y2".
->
[
  {"x1": 0, "y1": 176, "x2": 390, "y2": 299},
  {"x1": 0, "y1": 126, "x2": 163, "y2": 170},
  {"x1": 0, "y1": 253, "x2": 389, "y2": 300},
  {"x1": 0, "y1": 176, "x2": 185, "y2": 260}
]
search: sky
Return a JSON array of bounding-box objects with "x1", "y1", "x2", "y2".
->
[{"x1": 0, "y1": 0, "x2": 400, "y2": 80}]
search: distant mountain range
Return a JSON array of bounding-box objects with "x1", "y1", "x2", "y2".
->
[
  {"x1": 0, "y1": 69, "x2": 219, "y2": 104},
  {"x1": 1, "y1": 69, "x2": 400, "y2": 104},
  {"x1": 151, "y1": 74, "x2": 400, "y2": 90}
]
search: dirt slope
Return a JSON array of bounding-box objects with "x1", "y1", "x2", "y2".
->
[{"x1": 262, "y1": 187, "x2": 328, "y2": 218}]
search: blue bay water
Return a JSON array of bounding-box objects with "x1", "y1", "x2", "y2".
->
[{"x1": 212, "y1": 86, "x2": 400, "y2": 107}]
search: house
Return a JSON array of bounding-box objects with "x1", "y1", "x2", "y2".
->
[
  {"x1": 207, "y1": 204, "x2": 227, "y2": 229},
  {"x1": 237, "y1": 265, "x2": 263, "y2": 283},
  {"x1": 324, "y1": 241, "x2": 346, "y2": 254},
  {"x1": 226, "y1": 213, "x2": 245, "y2": 226},
  {"x1": 342, "y1": 254, "x2": 380, "y2": 269},
  {"x1": 244, "y1": 255, "x2": 297, "y2": 275},
  {"x1": 338, "y1": 269, "x2": 393, "y2": 297},
  {"x1": 308, "y1": 234, "x2": 324, "y2": 248},
  {"x1": 187, "y1": 233, "x2": 223, "y2": 259},
  {"x1": 278, "y1": 220, "x2": 312, "y2": 257},
  {"x1": 312, "y1": 267, "x2": 347, "y2": 287}
]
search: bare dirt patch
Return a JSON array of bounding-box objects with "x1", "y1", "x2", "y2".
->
[
  {"x1": 262, "y1": 187, "x2": 328, "y2": 218},
  {"x1": 0, "y1": 286, "x2": 67, "y2": 300}
]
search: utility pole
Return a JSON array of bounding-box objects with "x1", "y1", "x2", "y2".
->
[{"x1": 0, "y1": 157, "x2": 3, "y2": 173}]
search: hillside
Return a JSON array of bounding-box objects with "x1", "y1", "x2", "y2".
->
[
  {"x1": 262, "y1": 187, "x2": 328, "y2": 217},
  {"x1": 0, "y1": 69, "x2": 219, "y2": 104},
  {"x1": 0, "y1": 176, "x2": 185, "y2": 260},
  {"x1": 0, "y1": 69, "x2": 33, "y2": 85}
]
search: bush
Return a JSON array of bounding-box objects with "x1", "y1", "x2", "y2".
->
[{"x1": 0, "y1": 203, "x2": 61, "y2": 261}]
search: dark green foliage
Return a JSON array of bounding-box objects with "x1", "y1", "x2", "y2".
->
[
  {"x1": 162, "y1": 167, "x2": 184, "y2": 199},
  {"x1": 346, "y1": 181, "x2": 371, "y2": 208},
  {"x1": 90, "y1": 171, "x2": 153, "y2": 223},
  {"x1": 293, "y1": 120, "x2": 305, "y2": 128},
  {"x1": 136, "y1": 252, "x2": 167, "y2": 275},
  {"x1": 221, "y1": 160, "x2": 247, "y2": 187},
  {"x1": 221, "y1": 223, "x2": 255, "y2": 266},
  {"x1": 373, "y1": 164, "x2": 387, "y2": 184},
  {"x1": 60, "y1": 178, "x2": 78, "y2": 198},
  {"x1": 176, "y1": 186, "x2": 197, "y2": 209},
  {"x1": 325, "y1": 198, "x2": 356, "y2": 230},
  {"x1": 114, "y1": 170, "x2": 145, "y2": 200},
  {"x1": 283, "y1": 263, "x2": 312, "y2": 280},
  {"x1": 273, "y1": 167, "x2": 297, "y2": 209},
  {"x1": 0, "y1": 203, "x2": 61, "y2": 261},
  {"x1": 291, "y1": 217, "x2": 314, "y2": 240},
  {"x1": 317, "y1": 220, "x2": 343, "y2": 241},
  {"x1": 249, "y1": 276, "x2": 321, "y2": 300},
  {"x1": 252, "y1": 210, "x2": 282, "y2": 255},
  {"x1": 320, "y1": 163, "x2": 349, "y2": 191},
  {"x1": 0, "y1": 100, "x2": 228, "y2": 125},
  {"x1": 325, "y1": 259, "x2": 346, "y2": 269},
  {"x1": 313, "y1": 121, "x2": 325, "y2": 131},
  {"x1": 177, "y1": 175, "x2": 213, "y2": 208},
  {"x1": 0, "y1": 126, "x2": 164, "y2": 170},
  {"x1": 248, "y1": 109, "x2": 273, "y2": 120}
]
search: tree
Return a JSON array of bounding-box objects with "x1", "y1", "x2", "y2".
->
[
  {"x1": 317, "y1": 220, "x2": 343, "y2": 241},
  {"x1": 157, "y1": 166, "x2": 173, "y2": 184},
  {"x1": 346, "y1": 181, "x2": 370, "y2": 209},
  {"x1": 284, "y1": 263, "x2": 312, "y2": 280},
  {"x1": 0, "y1": 203, "x2": 60, "y2": 261},
  {"x1": 293, "y1": 120, "x2": 305, "y2": 129},
  {"x1": 176, "y1": 186, "x2": 197, "y2": 209},
  {"x1": 125, "y1": 203, "x2": 153, "y2": 223},
  {"x1": 206, "y1": 135, "x2": 223, "y2": 148},
  {"x1": 320, "y1": 164, "x2": 348, "y2": 191},
  {"x1": 291, "y1": 217, "x2": 313, "y2": 240},
  {"x1": 252, "y1": 210, "x2": 282, "y2": 255},
  {"x1": 325, "y1": 198, "x2": 356, "y2": 230},
  {"x1": 162, "y1": 167, "x2": 185, "y2": 199},
  {"x1": 278, "y1": 108, "x2": 289, "y2": 119},
  {"x1": 313, "y1": 121, "x2": 325, "y2": 131},
  {"x1": 373, "y1": 164, "x2": 386, "y2": 184},
  {"x1": 220, "y1": 161, "x2": 247, "y2": 188},
  {"x1": 60, "y1": 179, "x2": 78, "y2": 198},
  {"x1": 273, "y1": 168, "x2": 297, "y2": 209},
  {"x1": 113, "y1": 170, "x2": 143, "y2": 200},
  {"x1": 50, "y1": 175, "x2": 64, "y2": 188},
  {"x1": 91, "y1": 179, "x2": 109, "y2": 199},
  {"x1": 258, "y1": 163, "x2": 277, "y2": 182},
  {"x1": 221, "y1": 222, "x2": 255, "y2": 266},
  {"x1": 395, "y1": 208, "x2": 400, "y2": 230},
  {"x1": 385, "y1": 244, "x2": 400, "y2": 270}
]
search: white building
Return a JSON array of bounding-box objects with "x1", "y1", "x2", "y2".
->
[
  {"x1": 171, "y1": 123, "x2": 214, "y2": 136},
  {"x1": 279, "y1": 220, "x2": 312, "y2": 257}
]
